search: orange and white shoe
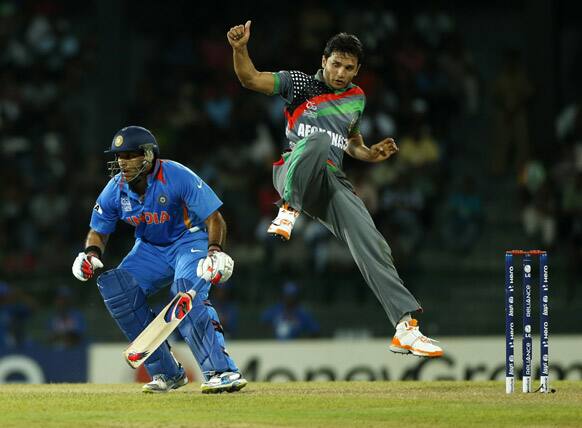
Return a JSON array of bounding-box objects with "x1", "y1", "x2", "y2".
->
[
  {"x1": 267, "y1": 203, "x2": 300, "y2": 241},
  {"x1": 389, "y1": 319, "x2": 443, "y2": 358}
]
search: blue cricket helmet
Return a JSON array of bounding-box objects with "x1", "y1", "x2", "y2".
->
[{"x1": 105, "y1": 126, "x2": 159, "y2": 155}]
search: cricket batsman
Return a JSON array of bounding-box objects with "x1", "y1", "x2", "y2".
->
[
  {"x1": 72, "y1": 126, "x2": 248, "y2": 393},
  {"x1": 227, "y1": 21, "x2": 443, "y2": 357}
]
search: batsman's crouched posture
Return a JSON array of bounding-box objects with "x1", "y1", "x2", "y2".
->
[
  {"x1": 228, "y1": 21, "x2": 443, "y2": 357},
  {"x1": 72, "y1": 126, "x2": 247, "y2": 393}
]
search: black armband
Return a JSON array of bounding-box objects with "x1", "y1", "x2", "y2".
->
[
  {"x1": 208, "y1": 243, "x2": 223, "y2": 252},
  {"x1": 84, "y1": 245, "x2": 103, "y2": 259}
]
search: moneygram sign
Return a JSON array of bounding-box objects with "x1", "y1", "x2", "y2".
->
[{"x1": 90, "y1": 336, "x2": 582, "y2": 383}]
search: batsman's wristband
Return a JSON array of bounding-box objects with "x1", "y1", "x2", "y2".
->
[
  {"x1": 208, "y1": 243, "x2": 223, "y2": 253},
  {"x1": 84, "y1": 245, "x2": 103, "y2": 259}
]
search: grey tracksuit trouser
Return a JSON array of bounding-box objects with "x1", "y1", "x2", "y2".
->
[{"x1": 272, "y1": 132, "x2": 422, "y2": 326}]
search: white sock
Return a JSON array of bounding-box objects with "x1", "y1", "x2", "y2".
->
[{"x1": 398, "y1": 313, "x2": 412, "y2": 325}]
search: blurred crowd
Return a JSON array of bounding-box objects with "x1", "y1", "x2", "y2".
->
[
  {"x1": 0, "y1": 2, "x2": 485, "y2": 281},
  {"x1": 0, "y1": 1, "x2": 98, "y2": 276},
  {"x1": 115, "y1": 2, "x2": 485, "y2": 273},
  {"x1": 1, "y1": 1, "x2": 581, "y2": 343},
  {"x1": 0, "y1": 281, "x2": 86, "y2": 349},
  {"x1": 519, "y1": 96, "x2": 582, "y2": 301}
]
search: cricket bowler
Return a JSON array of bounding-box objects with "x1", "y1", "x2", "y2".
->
[{"x1": 227, "y1": 21, "x2": 443, "y2": 357}]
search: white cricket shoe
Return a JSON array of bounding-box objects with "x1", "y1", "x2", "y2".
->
[
  {"x1": 389, "y1": 319, "x2": 444, "y2": 358},
  {"x1": 267, "y1": 203, "x2": 300, "y2": 241},
  {"x1": 142, "y1": 371, "x2": 188, "y2": 393},
  {"x1": 200, "y1": 372, "x2": 248, "y2": 394}
]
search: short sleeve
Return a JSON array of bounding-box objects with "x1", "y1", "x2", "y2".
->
[
  {"x1": 90, "y1": 179, "x2": 120, "y2": 234},
  {"x1": 273, "y1": 71, "x2": 294, "y2": 103},
  {"x1": 349, "y1": 93, "x2": 366, "y2": 136},
  {"x1": 180, "y1": 169, "x2": 223, "y2": 225}
]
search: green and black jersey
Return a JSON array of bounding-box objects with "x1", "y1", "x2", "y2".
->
[{"x1": 273, "y1": 69, "x2": 366, "y2": 169}]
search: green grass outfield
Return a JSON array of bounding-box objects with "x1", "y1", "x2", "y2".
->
[{"x1": 1, "y1": 381, "x2": 581, "y2": 427}]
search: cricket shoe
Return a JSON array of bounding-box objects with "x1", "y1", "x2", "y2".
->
[
  {"x1": 200, "y1": 371, "x2": 248, "y2": 394},
  {"x1": 389, "y1": 319, "x2": 443, "y2": 358},
  {"x1": 142, "y1": 370, "x2": 188, "y2": 393},
  {"x1": 267, "y1": 203, "x2": 300, "y2": 241}
]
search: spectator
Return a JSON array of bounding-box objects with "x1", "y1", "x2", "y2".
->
[
  {"x1": 211, "y1": 285, "x2": 239, "y2": 339},
  {"x1": 0, "y1": 282, "x2": 36, "y2": 349},
  {"x1": 378, "y1": 174, "x2": 426, "y2": 259},
  {"x1": 46, "y1": 286, "x2": 87, "y2": 349},
  {"x1": 555, "y1": 97, "x2": 582, "y2": 145},
  {"x1": 414, "y1": 7, "x2": 455, "y2": 49},
  {"x1": 261, "y1": 281, "x2": 320, "y2": 340},
  {"x1": 491, "y1": 48, "x2": 534, "y2": 176},
  {"x1": 397, "y1": 99, "x2": 441, "y2": 191},
  {"x1": 519, "y1": 160, "x2": 557, "y2": 248},
  {"x1": 561, "y1": 171, "x2": 582, "y2": 301},
  {"x1": 440, "y1": 175, "x2": 484, "y2": 253}
]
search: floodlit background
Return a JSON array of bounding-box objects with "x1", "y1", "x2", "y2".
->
[{"x1": 0, "y1": 0, "x2": 581, "y2": 383}]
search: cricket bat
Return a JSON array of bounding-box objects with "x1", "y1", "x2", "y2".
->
[{"x1": 122, "y1": 289, "x2": 196, "y2": 368}]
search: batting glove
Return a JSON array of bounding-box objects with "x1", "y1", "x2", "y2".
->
[
  {"x1": 72, "y1": 252, "x2": 104, "y2": 281},
  {"x1": 197, "y1": 252, "x2": 234, "y2": 285}
]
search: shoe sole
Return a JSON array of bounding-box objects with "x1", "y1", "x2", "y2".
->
[
  {"x1": 389, "y1": 344, "x2": 443, "y2": 358},
  {"x1": 142, "y1": 377, "x2": 189, "y2": 393},
  {"x1": 201, "y1": 379, "x2": 248, "y2": 394},
  {"x1": 269, "y1": 232, "x2": 290, "y2": 241},
  {"x1": 267, "y1": 226, "x2": 291, "y2": 241}
]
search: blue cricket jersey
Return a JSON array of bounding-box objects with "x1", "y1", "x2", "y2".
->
[{"x1": 90, "y1": 159, "x2": 221, "y2": 245}]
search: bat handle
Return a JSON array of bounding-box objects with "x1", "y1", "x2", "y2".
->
[{"x1": 186, "y1": 289, "x2": 196, "y2": 299}]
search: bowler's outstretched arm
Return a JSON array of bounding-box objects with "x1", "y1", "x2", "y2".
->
[{"x1": 227, "y1": 20, "x2": 275, "y2": 95}]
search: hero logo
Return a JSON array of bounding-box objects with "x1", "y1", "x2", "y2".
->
[{"x1": 126, "y1": 211, "x2": 170, "y2": 226}]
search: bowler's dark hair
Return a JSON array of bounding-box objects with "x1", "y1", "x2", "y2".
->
[{"x1": 323, "y1": 33, "x2": 364, "y2": 64}]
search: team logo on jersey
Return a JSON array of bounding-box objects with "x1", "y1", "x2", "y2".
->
[
  {"x1": 114, "y1": 135, "x2": 124, "y2": 147},
  {"x1": 158, "y1": 195, "x2": 168, "y2": 205},
  {"x1": 296, "y1": 123, "x2": 348, "y2": 151},
  {"x1": 305, "y1": 100, "x2": 318, "y2": 118},
  {"x1": 121, "y1": 197, "x2": 132, "y2": 212},
  {"x1": 125, "y1": 211, "x2": 170, "y2": 226},
  {"x1": 93, "y1": 203, "x2": 103, "y2": 215}
]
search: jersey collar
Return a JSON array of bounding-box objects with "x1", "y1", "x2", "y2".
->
[
  {"x1": 315, "y1": 69, "x2": 355, "y2": 93},
  {"x1": 147, "y1": 159, "x2": 165, "y2": 185},
  {"x1": 119, "y1": 159, "x2": 165, "y2": 198}
]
